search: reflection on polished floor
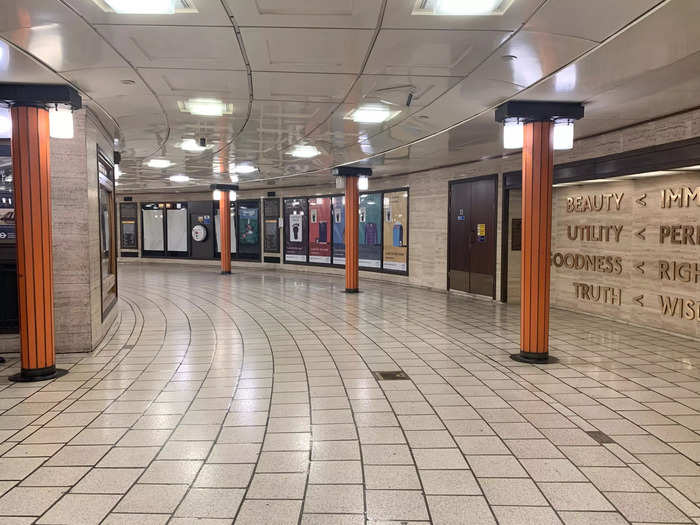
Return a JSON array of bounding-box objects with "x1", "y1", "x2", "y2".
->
[{"x1": 0, "y1": 263, "x2": 699, "y2": 524}]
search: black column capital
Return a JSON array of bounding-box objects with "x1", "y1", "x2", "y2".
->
[
  {"x1": 0, "y1": 84, "x2": 81, "y2": 109},
  {"x1": 495, "y1": 101, "x2": 584, "y2": 123},
  {"x1": 332, "y1": 166, "x2": 373, "y2": 178}
]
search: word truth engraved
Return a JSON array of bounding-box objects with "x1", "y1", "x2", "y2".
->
[
  {"x1": 573, "y1": 283, "x2": 622, "y2": 305},
  {"x1": 567, "y1": 224, "x2": 623, "y2": 242},
  {"x1": 661, "y1": 186, "x2": 700, "y2": 208},
  {"x1": 567, "y1": 193, "x2": 624, "y2": 213}
]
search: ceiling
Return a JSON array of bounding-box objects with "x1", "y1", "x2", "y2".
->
[{"x1": 0, "y1": 0, "x2": 699, "y2": 192}]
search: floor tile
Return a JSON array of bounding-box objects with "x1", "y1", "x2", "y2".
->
[{"x1": 37, "y1": 494, "x2": 120, "y2": 524}]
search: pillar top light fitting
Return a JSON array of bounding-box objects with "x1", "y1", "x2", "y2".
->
[
  {"x1": 103, "y1": 0, "x2": 176, "y2": 14},
  {"x1": 495, "y1": 100, "x2": 584, "y2": 151},
  {"x1": 358, "y1": 175, "x2": 369, "y2": 191},
  {"x1": 230, "y1": 163, "x2": 257, "y2": 174},
  {"x1": 179, "y1": 138, "x2": 210, "y2": 152},
  {"x1": 412, "y1": 0, "x2": 514, "y2": 16}
]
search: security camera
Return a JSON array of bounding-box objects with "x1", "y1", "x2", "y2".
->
[{"x1": 199, "y1": 137, "x2": 207, "y2": 147}]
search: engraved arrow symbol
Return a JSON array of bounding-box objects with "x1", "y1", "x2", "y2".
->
[
  {"x1": 633, "y1": 295, "x2": 644, "y2": 307},
  {"x1": 635, "y1": 227, "x2": 646, "y2": 240},
  {"x1": 634, "y1": 262, "x2": 645, "y2": 274},
  {"x1": 636, "y1": 193, "x2": 647, "y2": 207}
]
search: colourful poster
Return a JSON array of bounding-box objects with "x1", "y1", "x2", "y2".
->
[
  {"x1": 332, "y1": 196, "x2": 345, "y2": 265},
  {"x1": 382, "y1": 190, "x2": 408, "y2": 272},
  {"x1": 359, "y1": 192, "x2": 382, "y2": 268},
  {"x1": 309, "y1": 197, "x2": 331, "y2": 264},
  {"x1": 284, "y1": 198, "x2": 308, "y2": 262},
  {"x1": 239, "y1": 206, "x2": 259, "y2": 245}
]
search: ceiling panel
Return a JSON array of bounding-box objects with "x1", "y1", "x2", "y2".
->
[
  {"x1": 95, "y1": 25, "x2": 244, "y2": 69},
  {"x1": 253, "y1": 72, "x2": 355, "y2": 102},
  {"x1": 63, "y1": 0, "x2": 231, "y2": 26},
  {"x1": 382, "y1": 0, "x2": 543, "y2": 30},
  {"x1": 345, "y1": 74, "x2": 461, "y2": 108},
  {"x1": 0, "y1": 38, "x2": 63, "y2": 83},
  {"x1": 228, "y1": 0, "x2": 382, "y2": 28},
  {"x1": 365, "y1": 29, "x2": 510, "y2": 76},
  {"x1": 1, "y1": 23, "x2": 124, "y2": 72},
  {"x1": 139, "y1": 68, "x2": 249, "y2": 98},
  {"x1": 524, "y1": 0, "x2": 663, "y2": 43},
  {"x1": 242, "y1": 27, "x2": 372, "y2": 74}
]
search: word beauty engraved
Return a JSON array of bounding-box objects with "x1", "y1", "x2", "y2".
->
[{"x1": 566, "y1": 193, "x2": 624, "y2": 213}]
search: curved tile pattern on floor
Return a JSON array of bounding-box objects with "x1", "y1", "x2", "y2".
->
[{"x1": 0, "y1": 263, "x2": 698, "y2": 524}]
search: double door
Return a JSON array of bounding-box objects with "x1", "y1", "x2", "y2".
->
[{"x1": 449, "y1": 176, "x2": 497, "y2": 297}]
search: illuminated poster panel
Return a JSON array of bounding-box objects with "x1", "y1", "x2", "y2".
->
[
  {"x1": 284, "y1": 198, "x2": 308, "y2": 263},
  {"x1": 332, "y1": 196, "x2": 345, "y2": 265},
  {"x1": 382, "y1": 190, "x2": 408, "y2": 272},
  {"x1": 309, "y1": 197, "x2": 332, "y2": 264},
  {"x1": 359, "y1": 192, "x2": 382, "y2": 268}
]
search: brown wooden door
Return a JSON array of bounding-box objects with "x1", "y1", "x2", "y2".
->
[{"x1": 448, "y1": 177, "x2": 497, "y2": 297}]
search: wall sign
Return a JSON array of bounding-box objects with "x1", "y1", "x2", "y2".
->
[{"x1": 192, "y1": 224, "x2": 207, "y2": 242}]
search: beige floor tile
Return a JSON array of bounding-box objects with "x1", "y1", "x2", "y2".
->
[
  {"x1": 467, "y1": 455, "x2": 528, "y2": 478},
  {"x1": 309, "y1": 460, "x2": 362, "y2": 484},
  {"x1": 97, "y1": 447, "x2": 160, "y2": 468},
  {"x1": 71, "y1": 468, "x2": 142, "y2": 494},
  {"x1": 0, "y1": 457, "x2": 47, "y2": 480},
  {"x1": 21, "y1": 466, "x2": 90, "y2": 487},
  {"x1": 235, "y1": 500, "x2": 302, "y2": 525},
  {"x1": 426, "y1": 495, "x2": 496, "y2": 525},
  {"x1": 174, "y1": 488, "x2": 244, "y2": 518},
  {"x1": 44, "y1": 445, "x2": 111, "y2": 467},
  {"x1": 364, "y1": 465, "x2": 421, "y2": 489},
  {"x1": 247, "y1": 473, "x2": 307, "y2": 499},
  {"x1": 117, "y1": 429, "x2": 171, "y2": 447},
  {"x1": 419, "y1": 469, "x2": 481, "y2": 495},
  {"x1": 492, "y1": 506, "x2": 563, "y2": 525},
  {"x1": 37, "y1": 493, "x2": 120, "y2": 524},
  {"x1": 70, "y1": 428, "x2": 127, "y2": 445},
  {"x1": 157, "y1": 441, "x2": 213, "y2": 460},
  {"x1": 539, "y1": 482, "x2": 615, "y2": 511},
  {"x1": 304, "y1": 485, "x2": 364, "y2": 513},
  {"x1": 0, "y1": 487, "x2": 66, "y2": 516},
  {"x1": 256, "y1": 451, "x2": 309, "y2": 473},
  {"x1": 194, "y1": 463, "x2": 254, "y2": 487},
  {"x1": 605, "y1": 491, "x2": 691, "y2": 523},
  {"x1": 366, "y1": 489, "x2": 429, "y2": 521},
  {"x1": 114, "y1": 484, "x2": 188, "y2": 513},
  {"x1": 101, "y1": 513, "x2": 170, "y2": 525}
]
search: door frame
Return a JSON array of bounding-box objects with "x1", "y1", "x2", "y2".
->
[{"x1": 447, "y1": 174, "x2": 499, "y2": 299}]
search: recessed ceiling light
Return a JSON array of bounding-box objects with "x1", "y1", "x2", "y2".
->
[
  {"x1": 412, "y1": 0, "x2": 513, "y2": 16},
  {"x1": 169, "y1": 174, "x2": 190, "y2": 183},
  {"x1": 104, "y1": 0, "x2": 176, "y2": 14},
  {"x1": 288, "y1": 144, "x2": 321, "y2": 159},
  {"x1": 346, "y1": 104, "x2": 400, "y2": 124},
  {"x1": 147, "y1": 159, "x2": 172, "y2": 169},
  {"x1": 229, "y1": 174, "x2": 239, "y2": 183},
  {"x1": 179, "y1": 138, "x2": 210, "y2": 152},
  {"x1": 178, "y1": 98, "x2": 233, "y2": 117},
  {"x1": 230, "y1": 163, "x2": 257, "y2": 174}
]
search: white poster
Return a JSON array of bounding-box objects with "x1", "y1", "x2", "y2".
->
[
  {"x1": 142, "y1": 209, "x2": 164, "y2": 251},
  {"x1": 290, "y1": 214, "x2": 303, "y2": 242},
  {"x1": 215, "y1": 211, "x2": 237, "y2": 253},
  {"x1": 166, "y1": 208, "x2": 188, "y2": 252}
]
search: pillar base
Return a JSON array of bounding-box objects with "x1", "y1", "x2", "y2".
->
[
  {"x1": 220, "y1": 270, "x2": 231, "y2": 275},
  {"x1": 0, "y1": 356, "x2": 5, "y2": 363},
  {"x1": 344, "y1": 288, "x2": 360, "y2": 294},
  {"x1": 510, "y1": 352, "x2": 559, "y2": 365},
  {"x1": 9, "y1": 365, "x2": 69, "y2": 383}
]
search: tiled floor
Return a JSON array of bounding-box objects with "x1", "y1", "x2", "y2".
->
[{"x1": 0, "y1": 262, "x2": 699, "y2": 524}]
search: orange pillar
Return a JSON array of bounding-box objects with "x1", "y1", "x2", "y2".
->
[
  {"x1": 10, "y1": 106, "x2": 67, "y2": 381},
  {"x1": 517, "y1": 120, "x2": 554, "y2": 363},
  {"x1": 345, "y1": 176, "x2": 359, "y2": 292},
  {"x1": 219, "y1": 191, "x2": 231, "y2": 274}
]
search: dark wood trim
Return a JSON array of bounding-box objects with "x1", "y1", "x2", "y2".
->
[
  {"x1": 500, "y1": 186, "x2": 510, "y2": 303},
  {"x1": 506, "y1": 135, "x2": 700, "y2": 189}
]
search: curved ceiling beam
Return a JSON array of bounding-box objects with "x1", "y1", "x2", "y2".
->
[{"x1": 240, "y1": 0, "x2": 671, "y2": 186}]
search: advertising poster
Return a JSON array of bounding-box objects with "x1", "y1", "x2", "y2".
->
[
  {"x1": 239, "y1": 206, "x2": 259, "y2": 245},
  {"x1": 237, "y1": 201, "x2": 260, "y2": 259},
  {"x1": 359, "y1": 192, "x2": 382, "y2": 268},
  {"x1": 263, "y1": 198, "x2": 280, "y2": 253},
  {"x1": 382, "y1": 190, "x2": 408, "y2": 272},
  {"x1": 332, "y1": 196, "x2": 345, "y2": 265},
  {"x1": 308, "y1": 197, "x2": 332, "y2": 264},
  {"x1": 284, "y1": 198, "x2": 308, "y2": 262}
]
